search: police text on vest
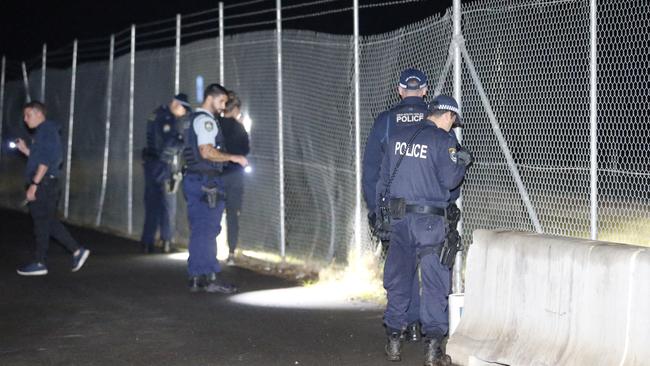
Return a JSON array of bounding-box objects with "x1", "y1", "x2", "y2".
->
[
  {"x1": 394, "y1": 142, "x2": 428, "y2": 159},
  {"x1": 396, "y1": 113, "x2": 424, "y2": 123}
]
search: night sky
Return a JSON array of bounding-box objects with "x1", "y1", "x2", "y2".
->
[{"x1": 0, "y1": 0, "x2": 456, "y2": 62}]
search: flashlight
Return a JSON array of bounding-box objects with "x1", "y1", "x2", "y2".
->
[
  {"x1": 244, "y1": 166, "x2": 253, "y2": 174},
  {"x1": 8, "y1": 141, "x2": 17, "y2": 149}
]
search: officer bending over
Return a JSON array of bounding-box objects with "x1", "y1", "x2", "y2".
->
[
  {"x1": 141, "y1": 93, "x2": 191, "y2": 253},
  {"x1": 182, "y1": 83, "x2": 247, "y2": 293},
  {"x1": 362, "y1": 67, "x2": 429, "y2": 342},
  {"x1": 15, "y1": 101, "x2": 90, "y2": 276},
  {"x1": 377, "y1": 95, "x2": 473, "y2": 365},
  {"x1": 220, "y1": 91, "x2": 250, "y2": 266}
]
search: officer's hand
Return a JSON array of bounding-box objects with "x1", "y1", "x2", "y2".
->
[
  {"x1": 456, "y1": 147, "x2": 474, "y2": 168},
  {"x1": 231, "y1": 155, "x2": 248, "y2": 167},
  {"x1": 26, "y1": 184, "x2": 37, "y2": 202}
]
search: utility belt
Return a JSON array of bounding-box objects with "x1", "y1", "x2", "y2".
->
[
  {"x1": 183, "y1": 167, "x2": 222, "y2": 178},
  {"x1": 388, "y1": 198, "x2": 446, "y2": 220}
]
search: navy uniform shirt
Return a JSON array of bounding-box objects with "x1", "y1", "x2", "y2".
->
[
  {"x1": 145, "y1": 105, "x2": 183, "y2": 159},
  {"x1": 377, "y1": 121, "x2": 466, "y2": 208},
  {"x1": 221, "y1": 116, "x2": 250, "y2": 173},
  {"x1": 362, "y1": 96, "x2": 428, "y2": 211},
  {"x1": 25, "y1": 119, "x2": 63, "y2": 183}
]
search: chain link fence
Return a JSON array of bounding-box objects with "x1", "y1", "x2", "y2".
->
[{"x1": 0, "y1": 0, "x2": 648, "y2": 273}]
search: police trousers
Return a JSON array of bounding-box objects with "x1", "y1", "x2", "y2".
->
[
  {"x1": 383, "y1": 213, "x2": 451, "y2": 339},
  {"x1": 28, "y1": 177, "x2": 80, "y2": 262},
  {"x1": 182, "y1": 173, "x2": 225, "y2": 277},
  {"x1": 142, "y1": 160, "x2": 177, "y2": 245}
]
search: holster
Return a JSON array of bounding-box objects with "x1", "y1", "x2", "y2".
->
[
  {"x1": 376, "y1": 194, "x2": 392, "y2": 241},
  {"x1": 201, "y1": 185, "x2": 224, "y2": 208},
  {"x1": 389, "y1": 197, "x2": 406, "y2": 220},
  {"x1": 439, "y1": 229, "x2": 462, "y2": 269}
]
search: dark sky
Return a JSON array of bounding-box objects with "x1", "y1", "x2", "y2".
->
[{"x1": 0, "y1": 0, "x2": 455, "y2": 62}]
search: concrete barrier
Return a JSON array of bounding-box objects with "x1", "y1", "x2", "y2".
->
[{"x1": 447, "y1": 230, "x2": 650, "y2": 366}]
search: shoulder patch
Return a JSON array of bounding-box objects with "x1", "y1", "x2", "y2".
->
[
  {"x1": 163, "y1": 124, "x2": 171, "y2": 133},
  {"x1": 448, "y1": 147, "x2": 457, "y2": 163},
  {"x1": 204, "y1": 121, "x2": 214, "y2": 132}
]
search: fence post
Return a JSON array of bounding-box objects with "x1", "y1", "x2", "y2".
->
[
  {"x1": 175, "y1": 14, "x2": 181, "y2": 95},
  {"x1": 41, "y1": 44, "x2": 47, "y2": 101},
  {"x1": 353, "y1": 0, "x2": 362, "y2": 255},
  {"x1": 21, "y1": 62, "x2": 31, "y2": 103},
  {"x1": 219, "y1": 2, "x2": 224, "y2": 85},
  {"x1": 276, "y1": 0, "x2": 286, "y2": 259},
  {"x1": 589, "y1": 0, "x2": 598, "y2": 240},
  {"x1": 64, "y1": 40, "x2": 78, "y2": 219},
  {"x1": 96, "y1": 35, "x2": 115, "y2": 227},
  {"x1": 452, "y1": 0, "x2": 463, "y2": 294},
  {"x1": 0, "y1": 56, "x2": 4, "y2": 162},
  {"x1": 128, "y1": 25, "x2": 135, "y2": 235}
]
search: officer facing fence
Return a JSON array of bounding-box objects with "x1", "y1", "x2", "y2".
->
[
  {"x1": 376, "y1": 95, "x2": 473, "y2": 366},
  {"x1": 182, "y1": 83, "x2": 247, "y2": 293},
  {"x1": 141, "y1": 93, "x2": 191, "y2": 253},
  {"x1": 15, "y1": 101, "x2": 90, "y2": 276},
  {"x1": 362, "y1": 67, "x2": 430, "y2": 342}
]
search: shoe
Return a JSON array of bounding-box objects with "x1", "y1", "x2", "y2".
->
[
  {"x1": 406, "y1": 322, "x2": 421, "y2": 342},
  {"x1": 188, "y1": 276, "x2": 204, "y2": 293},
  {"x1": 204, "y1": 273, "x2": 238, "y2": 294},
  {"x1": 17, "y1": 262, "x2": 48, "y2": 276},
  {"x1": 226, "y1": 254, "x2": 235, "y2": 266},
  {"x1": 424, "y1": 337, "x2": 452, "y2": 366},
  {"x1": 72, "y1": 248, "x2": 90, "y2": 272},
  {"x1": 385, "y1": 332, "x2": 402, "y2": 362},
  {"x1": 162, "y1": 241, "x2": 172, "y2": 253},
  {"x1": 142, "y1": 243, "x2": 154, "y2": 254}
]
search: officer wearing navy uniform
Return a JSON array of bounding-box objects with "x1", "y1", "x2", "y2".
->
[
  {"x1": 182, "y1": 83, "x2": 247, "y2": 293},
  {"x1": 15, "y1": 101, "x2": 90, "y2": 276},
  {"x1": 362, "y1": 68, "x2": 429, "y2": 342},
  {"x1": 141, "y1": 93, "x2": 191, "y2": 253},
  {"x1": 377, "y1": 95, "x2": 472, "y2": 365}
]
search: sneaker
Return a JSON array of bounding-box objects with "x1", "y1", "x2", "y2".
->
[
  {"x1": 226, "y1": 254, "x2": 235, "y2": 266},
  {"x1": 17, "y1": 262, "x2": 48, "y2": 276},
  {"x1": 204, "y1": 273, "x2": 238, "y2": 294},
  {"x1": 72, "y1": 248, "x2": 90, "y2": 272}
]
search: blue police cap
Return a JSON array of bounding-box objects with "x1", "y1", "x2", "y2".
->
[
  {"x1": 398, "y1": 68, "x2": 427, "y2": 90},
  {"x1": 174, "y1": 93, "x2": 192, "y2": 111},
  {"x1": 429, "y1": 95, "x2": 463, "y2": 127}
]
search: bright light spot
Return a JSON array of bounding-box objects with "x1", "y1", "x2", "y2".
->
[
  {"x1": 8, "y1": 141, "x2": 16, "y2": 149},
  {"x1": 229, "y1": 285, "x2": 381, "y2": 310},
  {"x1": 242, "y1": 113, "x2": 252, "y2": 133},
  {"x1": 167, "y1": 251, "x2": 189, "y2": 261},
  {"x1": 244, "y1": 166, "x2": 252, "y2": 174}
]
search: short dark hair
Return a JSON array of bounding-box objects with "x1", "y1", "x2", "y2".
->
[
  {"x1": 203, "y1": 83, "x2": 228, "y2": 101},
  {"x1": 427, "y1": 109, "x2": 449, "y2": 119},
  {"x1": 225, "y1": 91, "x2": 241, "y2": 113},
  {"x1": 23, "y1": 100, "x2": 47, "y2": 116}
]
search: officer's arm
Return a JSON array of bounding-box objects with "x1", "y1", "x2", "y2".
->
[
  {"x1": 198, "y1": 144, "x2": 247, "y2": 166},
  {"x1": 362, "y1": 114, "x2": 388, "y2": 210},
  {"x1": 434, "y1": 134, "x2": 467, "y2": 190},
  {"x1": 375, "y1": 142, "x2": 391, "y2": 210}
]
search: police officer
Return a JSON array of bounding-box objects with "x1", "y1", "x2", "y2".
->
[
  {"x1": 362, "y1": 67, "x2": 429, "y2": 342},
  {"x1": 182, "y1": 83, "x2": 248, "y2": 293},
  {"x1": 141, "y1": 93, "x2": 191, "y2": 253},
  {"x1": 220, "y1": 91, "x2": 250, "y2": 266},
  {"x1": 15, "y1": 101, "x2": 90, "y2": 276},
  {"x1": 377, "y1": 95, "x2": 472, "y2": 365}
]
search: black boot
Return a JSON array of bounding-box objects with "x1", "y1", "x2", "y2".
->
[
  {"x1": 406, "y1": 322, "x2": 421, "y2": 342},
  {"x1": 204, "y1": 273, "x2": 238, "y2": 294},
  {"x1": 423, "y1": 337, "x2": 451, "y2": 366},
  {"x1": 385, "y1": 332, "x2": 402, "y2": 362},
  {"x1": 142, "y1": 242, "x2": 154, "y2": 254},
  {"x1": 188, "y1": 276, "x2": 204, "y2": 293}
]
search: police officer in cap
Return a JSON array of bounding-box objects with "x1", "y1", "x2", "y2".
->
[
  {"x1": 362, "y1": 67, "x2": 429, "y2": 342},
  {"x1": 182, "y1": 83, "x2": 247, "y2": 293},
  {"x1": 141, "y1": 93, "x2": 191, "y2": 253},
  {"x1": 377, "y1": 95, "x2": 472, "y2": 365}
]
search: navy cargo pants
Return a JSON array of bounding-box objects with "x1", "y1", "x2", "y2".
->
[
  {"x1": 383, "y1": 212, "x2": 451, "y2": 339},
  {"x1": 182, "y1": 173, "x2": 225, "y2": 277},
  {"x1": 142, "y1": 160, "x2": 177, "y2": 247}
]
